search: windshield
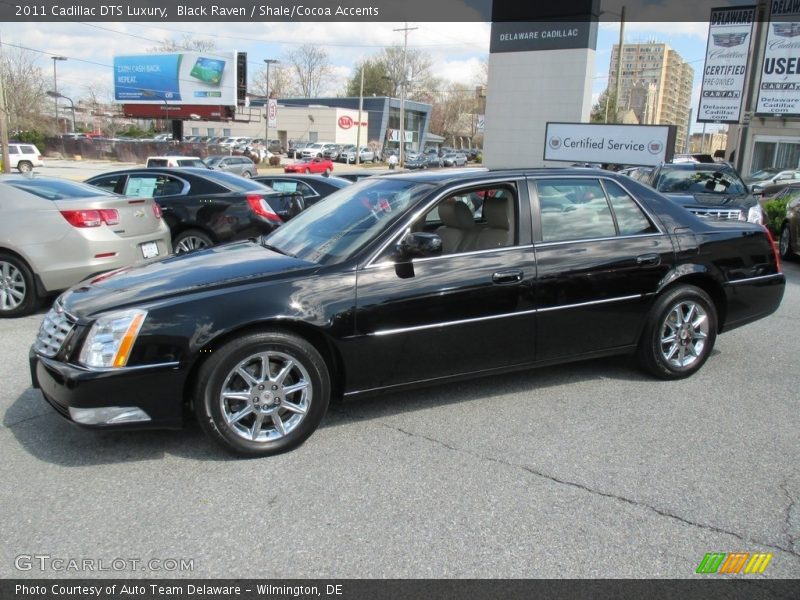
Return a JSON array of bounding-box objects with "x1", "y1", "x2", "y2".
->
[
  {"x1": 748, "y1": 168, "x2": 780, "y2": 181},
  {"x1": 656, "y1": 169, "x2": 747, "y2": 195},
  {"x1": 265, "y1": 178, "x2": 435, "y2": 264}
]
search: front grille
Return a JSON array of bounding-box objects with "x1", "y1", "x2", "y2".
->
[
  {"x1": 689, "y1": 208, "x2": 742, "y2": 221},
  {"x1": 33, "y1": 301, "x2": 75, "y2": 358}
]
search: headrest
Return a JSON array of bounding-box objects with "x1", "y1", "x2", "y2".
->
[
  {"x1": 483, "y1": 196, "x2": 509, "y2": 229},
  {"x1": 439, "y1": 200, "x2": 474, "y2": 229}
]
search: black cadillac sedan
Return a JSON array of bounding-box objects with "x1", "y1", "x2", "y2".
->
[
  {"x1": 31, "y1": 169, "x2": 785, "y2": 457},
  {"x1": 85, "y1": 168, "x2": 304, "y2": 253}
]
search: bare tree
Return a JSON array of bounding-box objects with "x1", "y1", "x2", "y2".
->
[
  {"x1": 0, "y1": 47, "x2": 49, "y2": 133},
  {"x1": 380, "y1": 46, "x2": 440, "y2": 102},
  {"x1": 148, "y1": 35, "x2": 217, "y2": 53},
  {"x1": 251, "y1": 63, "x2": 299, "y2": 98},
  {"x1": 429, "y1": 82, "x2": 478, "y2": 146},
  {"x1": 285, "y1": 45, "x2": 331, "y2": 98}
]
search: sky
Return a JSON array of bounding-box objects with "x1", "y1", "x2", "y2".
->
[{"x1": 0, "y1": 19, "x2": 722, "y2": 134}]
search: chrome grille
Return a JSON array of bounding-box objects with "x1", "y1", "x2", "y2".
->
[
  {"x1": 689, "y1": 208, "x2": 742, "y2": 221},
  {"x1": 34, "y1": 301, "x2": 74, "y2": 358}
]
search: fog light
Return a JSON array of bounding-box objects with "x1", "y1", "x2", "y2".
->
[{"x1": 68, "y1": 406, "x2": 151, "y2": 425}]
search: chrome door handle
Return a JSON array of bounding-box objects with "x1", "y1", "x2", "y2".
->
[
  {"x1": 636, "y1": 254, "x2": 660, "y2": 266},
  {"x1": 492, "y1": 270, "x2": 523, "y2": 284}
]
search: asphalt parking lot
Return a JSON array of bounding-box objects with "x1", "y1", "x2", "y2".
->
[{"x1": 1, "y1": 261, "x2": 798, "y2": 579}]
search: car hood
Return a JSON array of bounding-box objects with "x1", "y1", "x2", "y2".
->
[
  {"x1": 60, "y1": 241, "x2": 317, "y2": 319},
  {"x1": 662, "y1": 192, "x2": 755, "y2": 209}
]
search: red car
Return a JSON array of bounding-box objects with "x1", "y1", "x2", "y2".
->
[{"x1": 284, "y1": 157, "x2": 334, "y2": 175}]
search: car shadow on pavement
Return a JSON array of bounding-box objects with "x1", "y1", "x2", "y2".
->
[{"x1": 5, "y1": 352, "x2": 715, "y2": 466}]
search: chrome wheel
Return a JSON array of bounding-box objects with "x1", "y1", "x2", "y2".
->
[
  {"x1": 219, "y1": 351, "x2": 312, "y2": 443},
  {"x1": 779, "y1": 225, "x2": 792, "y2": 258},
  {"x1": 175, "y1": 235, "x2": 210, "y2": 253},
  {"x1": 0, "y1": 260, "x2": 26, "y2": 311},
  {"x1": 659, "y1": 300, "x2": 709, "y2": 369}
]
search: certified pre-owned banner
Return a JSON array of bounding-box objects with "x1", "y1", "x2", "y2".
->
[
  {"x1": 698, "y1": 5, "x2": 756, "y2": 123},
  {"x1": 544, "y1": 123, "x2": 675, "y2": 166},
  {"x1": 756, "y1": 0, "x2": 800, "y2": 116}
]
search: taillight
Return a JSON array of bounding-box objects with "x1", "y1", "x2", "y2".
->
[
  {"x1": 60, "y1": 209, "x2": 119, "y2": 228},
  {"x1": 152, "y1": 203, "x2": 163, "y2": 219},
  {"x1": 246, "y1": 194, "x2": 280, "y2": 222},
  {"x1": 762, "y1": 225, "x2": 781, "y2": 273}
]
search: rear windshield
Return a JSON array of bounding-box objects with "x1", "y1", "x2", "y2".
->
[
  {"x1": 4, "y1": 179, "x2": 112, "y2": 200},
  {"x1": 177, "y1": 159, "x2": 207, "y2": 168},
  {"x1": 147, "y1": 159, "x2": 168, "y2": 167},
  {"x1": 199, "y1": 169, "x2": 273, "y2": 192}
]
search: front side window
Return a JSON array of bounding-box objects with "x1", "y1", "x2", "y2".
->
[{"x1": 123, "y1": 175, "x2": 184, "y2": 198}]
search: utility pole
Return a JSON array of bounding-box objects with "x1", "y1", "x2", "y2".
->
[
  {"x1": 394, "y1": 23, "x2": 417, "y2": 167},
  {"x1": 356, "y1": 65, "x2": 364, "y2": 166},
  {"x1": 51, "y1": 56, "x2": 67, "y2": 134},
  {"x1": 613, "y1": 6, "x2": 626, "y2": 123}
]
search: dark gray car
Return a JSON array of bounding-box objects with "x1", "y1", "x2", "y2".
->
[{"x1": 205, "y1": 155, "x2": 258, "y2": 178}]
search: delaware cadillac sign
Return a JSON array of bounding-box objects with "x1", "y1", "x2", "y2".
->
[
  {"x1": 544, "y1": 123, "x2": 675, "y2": 166},
  {"x1": 698, "y1": 6, "x2": 756, "y2": 123},
  {"x1": 756, "y1": 0, "x2": 800, "y2": 116}
]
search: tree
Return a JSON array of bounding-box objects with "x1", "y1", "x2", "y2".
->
[
  {"x1": 285, "y1": 45, "x2": 331, "y2": 98},
  {"x1": 251, "y1": 63, "x2": 299, "y2": 99},
  {"x1": 344, "y1": 60, "x2": 394, "y2": 97},
  {"x1": 0, "y1": 47, "x2": 49, "y2": 134},
  {"x1": 148, "y1": 35, "x2": 217, "y2": 53},
  {"x1": 380, "y1": 46, "x2": 439, "y2": 102},
  {"x1": 590, "y1": 89, "x2": 617, "y2": 123},
  {"x1": 428, "y1": 82, "x2": 478, "y2": 145}
]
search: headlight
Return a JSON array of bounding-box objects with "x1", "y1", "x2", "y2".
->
[
  {"x1": 742, "y1": 204, "x2": 764, "y2": 224},
  {"x1": 79, "y1": 309, "x2": 147, "y2": 368}
]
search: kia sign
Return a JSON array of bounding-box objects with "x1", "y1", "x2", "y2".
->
[
  {"x1": 756, "y1": 0, "x2": 800, "y2": 116},
  {"x1": 698, "y1": 6, "x2": 756, "y2": 123},
  {"x1": 338, "y1": 116, "x2": 353, "y2": 129},
  {"x1": 544, "y1": 123, "x2": 675, "y2": 166},
  {"x1": 267, "y1": 99, "x2": 277, "y2": 128}
]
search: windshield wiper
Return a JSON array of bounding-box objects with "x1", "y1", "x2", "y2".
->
[{"x1": 259, "y1": 237, "x2": 295, "y2": 257}]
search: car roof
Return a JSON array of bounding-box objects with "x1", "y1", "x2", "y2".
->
[
  {"x1": 658, "y1": 162, "x2": 732, "y2": 171},
  {"x1": 257, "y1": 174, "x2": 351, "y2": 186}
]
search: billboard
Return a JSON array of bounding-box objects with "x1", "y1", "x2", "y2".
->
[
  {"x1": 756, "y1": 1, "x2": 800, "y2": 116},
  {"x1": 114, "y1": 52, "x2": 238, "y2": 106},
  {"x1": 544, "y1": 123, "x2": 675, "y2": 166},
  {"x1": 698, "y1": 6, "x2": 756, "y2": 123}
]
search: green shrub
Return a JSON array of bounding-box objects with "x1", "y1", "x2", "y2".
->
[
  {"x1": 762, "y1": 197, "x2": 789, "y2": 237},
  {"x1": 474, "y1": 153, "x2": 483, "y2": 164},
  {"x1": 15, "y1": 130, "x2": 46, "y2": 147}
]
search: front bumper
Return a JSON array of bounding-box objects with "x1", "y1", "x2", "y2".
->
[{"x1": 30, "y1": 349, "x2": 186, "y2": 430}]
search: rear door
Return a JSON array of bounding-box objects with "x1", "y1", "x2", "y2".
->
[{"x1": 531, "y1": 176, "x2": 675, "y2": 361}]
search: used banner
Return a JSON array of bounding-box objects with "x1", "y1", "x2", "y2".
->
[{"x1": 756, "y1": 0, "x2": 800, "y2": 116}]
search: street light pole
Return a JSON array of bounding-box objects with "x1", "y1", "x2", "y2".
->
[
  {"x1": 264, "y1": 59, "x2": 279, "y2": 145},
  {"x1": 46, "y1": 91, "x2": 75, "y2": 133},
  {"x1": 51, "y1": 56, "x2": 67, "y2": 134},
  {"x1": 613, "y1": 7, "x2": 626, "y2": 123}
]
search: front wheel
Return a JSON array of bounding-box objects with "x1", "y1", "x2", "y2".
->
[
  {"x1": 195, "y1": 331, "x2": 330, "y2": 456},
  {"x1": 637, "y1": 285, "x2": 717, "y2": 380},
  {"x1": 324, "y1": 167, "x2": 331, "y2": 176},
  {"x1": 242, "y1": 170, "x2": 252, "y2": 178},
  {"x1": 779, "y1": 224, "x2": 794, "y2": 260},
  {"x1": 17, "y1": 161, "x2": 33, "y2": 173}
]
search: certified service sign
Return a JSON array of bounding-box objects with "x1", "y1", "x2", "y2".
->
[{"x1": 544, "y1": 123, "x2": 675, "y2": 166}]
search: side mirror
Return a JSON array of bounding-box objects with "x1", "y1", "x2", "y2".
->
[{"x1": 395, "y1": 232, "x2": 443, "y2": 260}]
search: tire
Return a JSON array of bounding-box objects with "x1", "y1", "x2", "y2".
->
[
  {"x1": 173, "y1": 229, "x2": 213, "y2": 254},
  {"x1": 305, "y1": 168, "x2": 311, "y2": 174},
  {"x1": 195, "y1": 331, "x2": 330, "y2": 456},
  {"x1": 779, "y1": 224, "x2": 794, "y2": 260},
  {"x1": 0, "y1": 253, "x2": 39, "y2": 318},
  {"x1": 17, "y1": 161, "x2": 33, "y2": 173},
  {"x1": 324, "y1": 167, "x2": 331, "y2": 176},
  {"x1": 242, "y1": 170, "x2": 252, "y2": 178},
  {"x1": 637, "y1": 285, "x2": 717, "y2": 380}
]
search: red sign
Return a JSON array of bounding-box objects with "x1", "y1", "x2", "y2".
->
[{"x1": 338, "y1": 116, "x2": 353, "y2": 129}]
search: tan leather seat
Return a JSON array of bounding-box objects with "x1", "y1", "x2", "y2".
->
[
  {"x1": 474, "y1": 196, "x2": 513, "y2": 250},
  {"x1": 436, "y1": 200, "x2": 475, "y2": 253}
]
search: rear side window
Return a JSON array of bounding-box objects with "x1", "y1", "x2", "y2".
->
[
  {"x1": 537, "y1": 179, "x2": 616, "y2": 242},
  {"x1": 5, "y1": 179, "x2": 111, "y2": 200},
  {"x1": 603, "y1": 180, "x2": 657, "y2": 236},
  {"x1": 20, "y1": 146, "x2": 37, "y2": 154}
]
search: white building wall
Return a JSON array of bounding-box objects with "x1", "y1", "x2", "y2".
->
[{"x1": 483, "y1": 48, "x2": 595, "y2": 169}]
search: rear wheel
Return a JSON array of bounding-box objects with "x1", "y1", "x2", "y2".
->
[
  {"x1": 324, "y1": 167, "x2": 331, "y2": 176},
  {"x1": 779, "y1": 224, "x2": 794, "y2": 260},
  {"x1": 173, "y1": 229, "x2": 213, "y2": 254},
  {"x1": 17, "y1": 161, "x2": 33, "y2": 173},
  {"x1": 305, "y1": 168, "x2": 311, "y2": 174},
  {"x1": 0, "y1": 253, "x2": 38, "y2": 318},
  {"x1": 637, "y1": 285, "x2": 717, "y2": 380},
  {"x1": 195, "y1": 331, "x2": 330, "y2": 456}
]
